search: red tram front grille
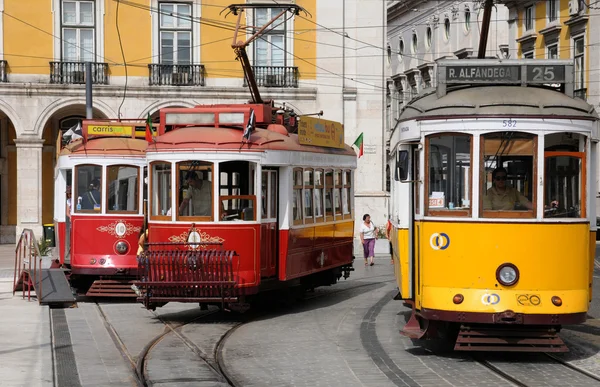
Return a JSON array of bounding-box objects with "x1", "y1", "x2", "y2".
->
[{"x1": 135, "y1": 248, "x2": 238, "y2": 309}]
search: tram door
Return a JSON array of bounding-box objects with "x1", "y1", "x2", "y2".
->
[
  {"x1": 395, "y1": 145, "x2": 416, "y2": 300},
  {"x1": 260, "y1": 169, "x2": 278, "y2": 278}
]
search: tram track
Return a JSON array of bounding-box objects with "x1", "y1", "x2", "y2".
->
[{"x1": 472, "y1": 352, "x2": 600, "y2": 387}]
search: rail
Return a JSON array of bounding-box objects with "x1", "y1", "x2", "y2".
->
[
  {"x1": 13, "y1": 229, "x2": 43, "y2": 303},
  {"x1": 148, "y1": 64, "x2": 206, "y2": 86},
  {"x1": 49, "y1": 61, "x2": 109, "y2": 84}
]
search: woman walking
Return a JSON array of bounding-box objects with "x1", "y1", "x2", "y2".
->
[{"x1": 360, "y1": 214, "x2": 378, "y2": 266}]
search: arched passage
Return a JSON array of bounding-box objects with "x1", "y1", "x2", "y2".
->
[{"x1": 0, "y1": 111, "x2": 18, "y2": 243}]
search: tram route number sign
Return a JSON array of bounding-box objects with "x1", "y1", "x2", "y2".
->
[
  {"x1": 298, "y1": 116, "x2": 345, "y2": 149},
  {"x1": 445, "y1": 64, "x2": 566, "y2": 84}
]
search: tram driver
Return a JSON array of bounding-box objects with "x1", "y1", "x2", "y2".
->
[
  {"x1": 483, "y1": 167, "x2": 533, "y2": 211},
  {"x1": 179, "y1": 171, "x2": 211, "y2": 216}
]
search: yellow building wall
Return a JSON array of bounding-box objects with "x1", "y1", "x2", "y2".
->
[
  {"x1": 4, "y1": 0, "x2": 53, "y2": 75},
  {"x1": 104, "y1": 0, "x2": 151, "y2": 77},
  {"x1": 294, "y1": 0, "x2": 316, "y2": 81},
  {"x1": 200, "y1": 0, "x2": 240, "y2": 79}
]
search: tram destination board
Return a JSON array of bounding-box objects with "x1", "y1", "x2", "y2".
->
[{"x1": 444, "y1": 64, "x2": 566, "y2": 84}]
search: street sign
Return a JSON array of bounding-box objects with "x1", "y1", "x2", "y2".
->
[{"x1": 298, "y1": 116, "x2": 345, "y2": 149}]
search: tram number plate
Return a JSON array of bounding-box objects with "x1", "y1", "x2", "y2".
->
[
  {"x1": 502, "y1": 119, "x2": 517, "y2": 128},
  {"x1": 516, "y1": 294, "x2": 541, "y2": 306}
]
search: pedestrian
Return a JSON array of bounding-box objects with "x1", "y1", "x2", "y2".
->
[{"x1": 360, "y1": 213, "x2": 378, "y2": 266}]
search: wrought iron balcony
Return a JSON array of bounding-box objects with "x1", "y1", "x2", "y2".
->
[
  {"x1": 0, "y1": 60, "x2": 7, "y2": 83},
  {"x1": 574, "y1": 88, "x2": 587, "y2": 100},
  {"x1": 148, "y1": 64, "x2": 206, "y2": 86},
  {"x1": 49, "y1": 61, "x2": 109, "y2": 84},
  {"x1": 244, "y1": 66, "x2": 299, "y2": 88}
]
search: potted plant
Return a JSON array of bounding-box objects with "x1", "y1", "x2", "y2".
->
[{"x1": 37, "y1": 238, "x2": 53, "y2": 268}]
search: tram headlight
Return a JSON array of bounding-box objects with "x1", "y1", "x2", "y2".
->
[
  {"x1": 496, "y1": 263, "x2": 519, "y2": 286},
  {"x1": 115, "y1": 241, "x2": 128, "y2": 255}
]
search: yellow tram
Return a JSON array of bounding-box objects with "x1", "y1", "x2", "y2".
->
[{"x1": 389, "y1": 59, "x2": 598, "y2": 352}]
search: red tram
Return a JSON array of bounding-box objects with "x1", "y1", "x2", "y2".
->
[
  {"x1": 136, "y1": 104, "x2": 357, "y2": 310},
  {"x1": 54, "y1": 121, "x2": 148, "y2": 296}
]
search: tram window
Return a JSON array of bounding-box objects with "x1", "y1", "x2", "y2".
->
[
  {"x1": 334, "y1": 170, "x2": 343, "y2": 216},
  {"x1": 304, "y1": 169, "x2": 314, "y2": 223},
  {"x1": 74, "y1": 164, "x2": 102, "y2": 213},
  {"x1": 268, "y1": 171, "x2": 277, "y2": 219},
  {"x1": 177, "y1": 161, "x2": 213, "y2": 220},
  {"x1": 481, "y1": 132, "x2": 535, "y2": 217},
  {"x1": 414, "y1": 149, "x2": 421, "y2": 215},
  {"x1": 107, "y1": 165, "x2": 139, "y2": 213},
  {"x1": 219, "y1": 161, "x2": 257, "y2": 222},
  {"x1": 324, "y1": 170, "x2": 334, "y2": 222},
  {"x1": 426, "y1": 135, "x2": 471, "y2": 216},
  {"x1": 314, "y1": 169, "x2": 324, "y2": 222},
  {"x1": 292, "y1": 168, "x2": 303, "y2": 225},
  {"x1": 343, "y1": 170, "x2": 352, "y2": 218},
  {"x1": 150, "y1": 162, "x2": 171, "y2": 218},
  {"x1": 261, "y1": 171, "x2": 268, "y2": 218},
  {"x1": 544, "y1": 154, "x2": 584, "y2": 218}
]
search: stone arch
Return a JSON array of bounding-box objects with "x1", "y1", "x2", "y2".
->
[
  {"x1": 0, "y1": 99, "x2": 22, "y2": 134},
  {"x1": 33, "y1": 98, "x2": 117, "y2": 139},
  {"x1": 138, "y1": 100, "x2": 197, "y2": 119}
]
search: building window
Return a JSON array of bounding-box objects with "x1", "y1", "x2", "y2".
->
[
  {"x1": 61, "y1": 0, "x2": 95, "y2": 61},
  {"x1": 426, "y1": 27, "x2": 432, "y2": 49},
  {"x1": 464, "y1": 8, "x2": 471, "y2": 32},
  {"x1": 411, "y1": 33, "x2": 418, "y2": 54},
  {"x1": 387, "y1": 44, "x2": 392, "y2": 64},
  {"x1": 444, "y1": 18, "x2": 451, "y2": 40},
  {"x1": 523, "y1": 50, "x2": 534, "y2": 59},
  {"x1": 399, "y1": 39, "x2": 405, "y2": 58},
  {"x1": 574, "y1": 36, "x2": 585, "y2": 96},
  {"x1": 547, "y1": 44, "x2": 558, "y2": 59},
  {"x1": 524, "y1": 5, "x2": 534, "y2": 31},
  {"x1": 159, "y1": 2, "x2": 192, "y2": 65},
  {"x1": 254, "y1": 8, "x2": 287, "y2": 67},
  {"x1": 548, "y1": 0, "x2": 558, "y2": 23}
]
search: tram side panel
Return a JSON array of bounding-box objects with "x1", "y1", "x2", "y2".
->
[
  {"x1": 417, "y1": 221, "x2": 590, "y2": 320},
  {"x1": 70, "y1": 216, "x2": 144, "y2": 275},
  {"x1": 279, "y1": 221, "x2": 354, "y2": 281}
]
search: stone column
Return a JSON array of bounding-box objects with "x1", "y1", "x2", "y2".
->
[{"x1": 15, "y1": 137, "x2": 44, "y2": 241}]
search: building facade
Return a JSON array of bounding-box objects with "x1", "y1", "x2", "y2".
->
[{"x1": 0, "y1": 0, "x2": 387, "y2": 243}]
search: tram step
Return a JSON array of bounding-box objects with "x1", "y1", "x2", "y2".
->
[
  {"x1": 454, "y1": 326, "x2": 568, "y2": 352},
  {"x1": 86, "y1": 280, "x2": 137, "y2": 297}
]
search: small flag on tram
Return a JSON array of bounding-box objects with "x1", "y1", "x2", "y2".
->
[
  {"x1": 352, "y1": 132, "x2": 364, "y2": 158},
  {"x1": 145, "y1": 112, "x2": 153, "y2": 143},
  {"x1": 242, "y1": 109, "x2": 256, "y2": 141}
]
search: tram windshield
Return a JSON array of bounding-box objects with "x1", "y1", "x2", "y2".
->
[
  {"x1": 178, "y1": 161, "x2": 213, "y2": 220},
  {"x1": 219, "y1": 160, "x2": 256, "y2": 221},
  {"x1": 107, "y1": 165, "x2": 139, "y2": 213},
  {"x1": 74, "y1": 164, "x2": 102, "y2": 213},
  {"x1": 151, "y1": 162, "x2": 171, "y2": 217},
  {"x1": 481, "y1": 132, "x2": 535, "y2": 217}
]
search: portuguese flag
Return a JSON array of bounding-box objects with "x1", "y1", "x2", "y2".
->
[
  {"x1": 145, "y1": 112, "x2": 153, "y2": 143},
  {"x1": 352, "y1": 132, "x2": 364, "y2": 158}
]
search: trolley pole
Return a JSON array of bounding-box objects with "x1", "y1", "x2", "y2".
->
[
  {"x1": 85, "y1": 61, "x2": 93, "y2": 119},
  {"x1": 477, "y1": 0, "x2": 494, "y2": 59}
]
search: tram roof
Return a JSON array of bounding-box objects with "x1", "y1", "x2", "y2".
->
[
  {"x1": 146, "y1": 125, "x2": 356, "y2": 156},
  {"x1": 397, "y1": 86, "x2": 598, "y2": 122},
  {"x1": 60, "y1": 137, "x2": 147, "y2": 157}
]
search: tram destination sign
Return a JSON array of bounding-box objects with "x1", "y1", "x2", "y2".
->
[
  {"x1": 298, "y1": 116, "x2": 345, "y2": 149},
  {"x1": 444, "y1": 64, "x2": 566, "y2": 85}
]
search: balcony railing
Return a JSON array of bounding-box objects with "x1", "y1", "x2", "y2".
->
[
  {"x1": 574, "y1": 88, "x2": 587, "y2": 100},
  {"x1": 148, "y1": 64, "x2": 206, "y2": 86},
  {"x1": 244, "y1": 66, "x2": 299, "y2": 88},
  {"x1": 0, "y1": 60, "x2": 6, "y2": 83},
  {"x1": 49, "y1": 61, "x2": 109, "y2": 85}
]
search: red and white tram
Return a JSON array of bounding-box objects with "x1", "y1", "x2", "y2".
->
[
  {"x1": 135, "y1": 104, "x2": 357, "y2": 310},
  {"x1": 54, "y1": 120, "x2": 148, "y2": 296}
]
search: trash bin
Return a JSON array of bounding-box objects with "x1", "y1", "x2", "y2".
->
[{"x1": 43, "y1": 224, "x2": 55, "y2": 247}]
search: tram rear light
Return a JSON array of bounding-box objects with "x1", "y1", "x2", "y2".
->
[
  {"x1": 552, "y1": 296, "x2": 562, "y2": 306},
  {"x1": 453, "y1": 294, "x2": 464, "y2": 304},
  {"x1": 99, "y1": 258, "x2": 106, "y2": 265},
  {"x1": 90, "y1": 258, "x2": 96, "y2": 265}
]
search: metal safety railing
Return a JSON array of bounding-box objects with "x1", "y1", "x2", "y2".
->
[
  {"x1": 136, "y1": 242, "x2": 238, "y2": 309},
  {"x1": 243, "y1": 65, "x2": 299, "y2": 88},
  {"x1": 49, "y1": 61, "x2": 109, "y2": 85},
  {"x1": 13, "y1": 229, "x2": 43, "y2": 303},
  {"x1": 148, "y1": 64, "x2": 206, "y2": 86}
]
